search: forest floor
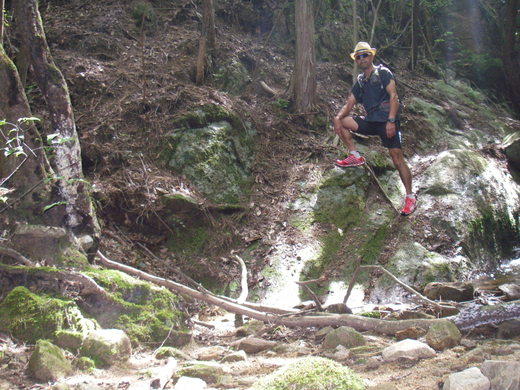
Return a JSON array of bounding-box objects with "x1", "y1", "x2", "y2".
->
[{"x1": 1, "y1": 0, "x2": 519, "y2": 389}]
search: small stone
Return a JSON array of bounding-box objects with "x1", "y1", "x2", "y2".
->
[
  {"x1": 497, "y1": 283, "x2": 520, "y2": 300},
  {"x1": 480, "y1": 360, "x2": 520, "y2": 390},
  {"x1": 443, "y1": 367, "x2": 490, "y2": 390},
  {"x1": 221, "y1": 350, "x2": 247, "y2": 362},
  {"x1": 324, "y1": 303, "x2": 352, "y2": 314},
  {"x1": 368, "y1": 384, "x2": 398, "y2": 390},
  {"x1": 235, "y1": 320, "x2": 266, "y2": 337},
  {"x1": 237, "y1": 337, "x2": 277, "y2": 354},
  {"x1": 395, "y1": 327, "x2": 426, "y2": 341},
  {"x1": 197, "y1": 346, "x2": 227, "y2": 361},
  {"x1": 174, "y1": 376, "x2": 207, "y2": 390},
  {"x1": 426, "y1": 320, "x2": 462, "y2": 351},
  {"x1": 382, "y1": 339, "x2": 436, "y2": 362},
  {"x1": 176, "y1": 362, "x2": 224, "y2": 384},
  {"x1": 314, "y1": 326, "x2": 334, "y2": 341},
  {"x1": 322, "y1": 326, "x2": 365, "y2": 350}
]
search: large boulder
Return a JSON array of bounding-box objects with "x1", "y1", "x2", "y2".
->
[
  {"x1": 480, "y1": 360, "x2": 520, "y2": 390},
  {"x1": 28, "y1": 340, "x2": 73, "y2": 382},
  {"x1": 443, "y1": 367, "x2": 490, "y2": 390},
  {"x1": 0, "y1": 286, "x2": 95, "y2": 343},
  {"x1": 163, "y1": 104, "x2": 256, "y2": 206},
  {"x1": 423, "y1": 282, "x2": 474, "y2": 302},
  {"x1": 250, "y1": 356, "x2": 365, "y2": 390},
  {"x1": 503, "y1": 131, "x2": 520, "y2": 170},
  {"x1": 382, "y1": 339, "x2": 435, "y2": 362},
  {"x1": 80, "y1": 329, "x2": 132, "y2": 367}
]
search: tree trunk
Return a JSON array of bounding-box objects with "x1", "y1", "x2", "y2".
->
[
  {"x1": 411, "y1": 0, "x2": 419, "y2": 70},
  {"x1": 0, "y1": 0, "x2": 4, "y2": 46},
  {"x1": 502, "y1": 0, "x2": 520, "y2": 114},
  {"x1": 294, "y1": 0, "x2": 316, "y2": 114},
  {"x1": 195, "y1": 0, "x2": 215, "y2": 85},
  {"x1": 0, "y1": 45, "x2": 52, "y2": 222},
  {"x1": 13, "y1": 0, "x2": 99, "y2": 242},
  {"x1": 352, "y1": 0, "x2": 358, "y2": 82}
]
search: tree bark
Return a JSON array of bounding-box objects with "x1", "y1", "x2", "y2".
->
[
  {"x1": 352, "y1": 0, "x2": 358, "y2": 82},
  {"x1": 13, "y1": 0, "x2": 99, "y2": 242},
  {"x1": 502, "y1": 0, "x2": 520, "y2": 113},
  {"x1": 294, "y1": 0, "x2": 316, "y2": 114},
  {"x1": 195, "y1": 0, "x2": 215, "y2": 85},
  {"x1": 411, "y1": 0, "x2": 419, "y2": 70},
  {"x1": 0, "y1": 0, "x2": 4, "y2": 46}
]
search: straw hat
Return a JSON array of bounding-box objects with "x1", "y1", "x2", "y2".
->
[{"x1": 350, "y1": 41, "x2": 377, "y2": 60}]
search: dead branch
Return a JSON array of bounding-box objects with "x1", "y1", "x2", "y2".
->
[
  {"x1": 360, "y1": 265, "x2": 456, "y2": 312},
  {"x1": 0, "y1": 246, "x2": 35, "y2": 266},
  {"x1": 363, "y1": 164, "x2": 400, "y2": 214},
  {"x1": 95, "y1": 250, "x2": 443, "y2": 335},
  {"x1": 296, "y1": 275, "x2": 327, "y2": 285}
]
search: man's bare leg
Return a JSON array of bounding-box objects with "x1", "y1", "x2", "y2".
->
[
  {"x1": 388, "y1": 148, "x2": 412, "y2": 195},
  {"x1": 337, "y1": 116, "x2": 359, "y2": 152}
]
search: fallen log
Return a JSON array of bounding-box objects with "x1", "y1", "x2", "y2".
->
[{"x1": 96, "y1": 251, "x2": 440, "y2": 335}]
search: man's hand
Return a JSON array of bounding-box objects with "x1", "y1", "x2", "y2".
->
[{"x1": 386, "y1": 122, "x2": 396, "y2": 138}]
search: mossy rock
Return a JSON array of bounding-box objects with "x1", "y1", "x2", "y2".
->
[
  {"x1": 83, "y1": 269, "x2": 187, "y2": 345},
  {"x1": 28, "y1": 340, "x2": 73, "y2": 383},
  {"x1": 322, "y1": 326, "x2": 366, "y2": 350},
  {"x1": 164, "y1": 104, "x2": 256, "y2": 205},
  {"x1": 214, "y1": 59, "x2": 251, "y2": 95},
  {"x1": 425, "y1": 320, "x2": 461, "y2": 351},
  {"x1": 0, "y1": 286, "x2": 95, "y2": 343},
  {"x1": 176, "y1": 362, "x2": 225, "y2": 384},
  {"x1": 74, "y1": 356, "x2": 95, "y2": 373},
  {"x1": 250, "y1": 356, "x2": 365, "y2": 390},
  {"x1": 154, "y1": 346, "x2": 191, "y2": 361},
  {"x1": 80, "y1": 329, "x2": 131, "y2": 368},
  {"x1": 55, "y1": 330, "x2": 85, "y2": 352}
]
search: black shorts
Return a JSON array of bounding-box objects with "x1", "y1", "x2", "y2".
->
[{"x1": 353, "y1": 116, "x2": 402, "y2": 149}]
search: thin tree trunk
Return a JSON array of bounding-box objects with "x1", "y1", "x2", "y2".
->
[
  {"x1": 503, "y1": 0, "x2": 520, "y2": 113},
  {"x1": 294, "y1": 0, "x2": 316, "y2": 114},
  {"x1": 14, "y1": 0, "x2": 99, "y2": 242},
  {"x1": 195, "y1": 0, "x2": 215, "y2": 85},
  {"x1": 411, "y1": 0, "x2": 419, "y2": 70},
  {"x1": 0, "y1": 0, "x2": 4, "y2": 46},
  {"x1": 368, "y1": 0, "x2": 381, "y2": 46},
  {"x1": 352, "y1": 0, "x2": 358, "y2": 82}
]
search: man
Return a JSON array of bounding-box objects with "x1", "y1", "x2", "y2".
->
[{"x1": 333, "y1": 41, "x2": 417, "y2": 216}]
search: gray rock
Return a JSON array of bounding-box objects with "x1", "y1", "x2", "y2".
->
[
  {"x1": 314, "y1": 326, "x2": 334, "y2": 342},
  {"x1": 426, "y1": 320, "x2": 462, "y2": 351},
  {"x1": 498, "y1": 283, "x2": 520, "y2": 300},
  {"x1": 164, "y1": 330, "x2": 193, "y2": 348},
  {"x1": 443, "y1": 367, "x2": 490, "y2": 390},
  {"x1": 237, "y1": 337, "x2": 277, "y2": 354},
  {"x1": 174, "y1": 376, "x2": 207, "y2": 390},
  {"x1": 368, "y1": 384, "x2": 398, "y2": 390},
  {"x1": 497, "y1": 319, "x2": 520, "y2": 339},
  {"x1": 424, "y1": 282, "x2": 474, "y2": 302},
  {"x1": 176, "y1": 362, "x2": 224, "y2": 384},
  {"x1": 395, "y1": 327, "x2": 427, "y2": 341},
  {"x1": 504, "y1": 131, "x2": 520, "y2": 170},
  {"x1": 55, "y1": 330, "x2": 84, "y2": 352},
  {"x1": 382, "y1": 339, "x2": 436, "y2": 362},
  {"x1": 197, "y1": 346, "x2": 228, "y2": 361},
  {"x1": 322, "y1": 326, "x2": 366, "y2": 350},
  {"x1": 221, "y1": 350, "x2": 247, "y2": 363},
  {"x1": 80, "y1": 329, "x2": 131, "y2": 367},
  {"x1": 28, "y1": 340, "x2": 73, "y2": 382},
  {"x1": 480, "y1": 360, "x2": 520, "y2": 390}
]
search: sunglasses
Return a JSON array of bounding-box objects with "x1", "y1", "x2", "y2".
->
[{"x1": 355, "y1": 53, "x2": 371, "y2": 60}]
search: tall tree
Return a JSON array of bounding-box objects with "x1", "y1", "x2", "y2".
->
[
  {"x1": 195, "y1": 0, "x2": 216, "y2": 85},
  {"x1": 13, "y1": 0, "x2": 99, "y2": 241},
  {"x1": 294, "y1": 0, "x2": 316, "y2": 114},
  {"x1": 352, "y1": 0, "x2": 358, "y2": 81},
  {"x1": 503, "y1": 0, "x2": 520, "y2": 113},
  {"x1": 411, "y1": 0, "x2": 419, "y2": 70}
]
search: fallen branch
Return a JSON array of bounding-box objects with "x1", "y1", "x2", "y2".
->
[
  {"x1": 360, "y1": 265, "x2": 456, "y2": 313},
  {"x1": 295, "y1": 280, "x2": 323, "y2": 310},
  {"x1": 95, "y1": 251, "x2": 442, "y2": 335},
  {"x1": 0, "y1": 245, "x2": 35, "y2": 266},
  {"x1": 363, "y1": 164, "x2": 400, "y2": 214}
]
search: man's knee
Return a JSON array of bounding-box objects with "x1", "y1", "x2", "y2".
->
[{"x1": 341, "y1": 116, "x2": 358, "y2": 131}]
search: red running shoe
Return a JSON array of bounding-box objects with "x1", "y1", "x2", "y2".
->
[
  {"x1": 401, "y1": 195, "x2": 417, "y2": 216},
  {"x1": 335, "y1": 154, "x2": 365, "y2": 167}
]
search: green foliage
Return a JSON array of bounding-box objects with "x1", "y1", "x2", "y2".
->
[
  {"x1": 131, "y1": 1, "x2": 157, "y2": 29},
  {"x1": 251, "y1": 356, "x2": 365, "y2": 390}
]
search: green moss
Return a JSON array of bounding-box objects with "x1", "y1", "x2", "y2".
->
[
  {"x1": 85, "y1": 269, "x2": 186, "y2": 345},
  {"x1": 301, "y1": 230, "x2": 343, "y2": 289},
  {"x1": 0, "y1": 286, "x2": 90, "y2": 343},
  {"x1": 360, "y1": 224, "x2": 389, "y2": 263},
  {"x1": 359, "y1": 311, "x2": 382, "y2": 318},
  {"x1": 251, "y1": 356, "x2": 365, "y2": 390},
  {"x1": 75, "y1": 356, "x2": 95, "y2": 373},
  {"x1": 167, "y1": 226, "x2": 209, "y2": 255}
]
